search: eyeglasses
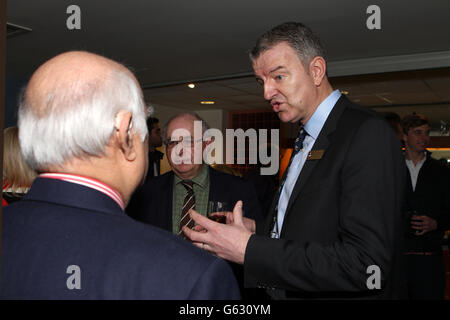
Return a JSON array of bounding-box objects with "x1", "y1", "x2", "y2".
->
[{"x1": 165, "y1": 137, "x2": 203, "y2": 148}]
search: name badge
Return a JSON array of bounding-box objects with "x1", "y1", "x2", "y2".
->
[{"x1": 307, "y1": 149, "x2": 324, "y2": 160}]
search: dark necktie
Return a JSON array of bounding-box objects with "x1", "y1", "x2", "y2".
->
[
  {"x1": 270, "y1": 126, "x2": 307, "y2": 238},
  {"x1": 293, "y1": 127, "x2": 307, "y2": 156},
  {"x1": 178, "y1": 180, "x2": 196, "y2": 238}
]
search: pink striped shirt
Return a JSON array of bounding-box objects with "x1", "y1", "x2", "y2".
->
[{"x1": 39, "y1": 173, "x2": 124, "y2": 210}]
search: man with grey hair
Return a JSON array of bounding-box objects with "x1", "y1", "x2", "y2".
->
[
  {"x1": 184, "y1": 22, "x2": 406, "y2": 299},
  {"x1": 0, "y1": 51, "x2": 240, "y2": 299}
]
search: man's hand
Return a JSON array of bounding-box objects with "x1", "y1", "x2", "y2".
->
[
  {"x1": 223, "y1": 209, "x2": 256, "y2": 233},
  {"x1": 183, "y1": 201, "x2": 254, "y2": 264},
  {"x1": 411, "y1": 215, "x2": 437, "y2": 235}
]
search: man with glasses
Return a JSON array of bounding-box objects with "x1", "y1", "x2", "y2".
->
[
  {"x1": 126, "y1": 112, "x2": 264, "y2": 299},
  {"x1": 127, "y1": 112, "x2": 263, "y2": 235}
]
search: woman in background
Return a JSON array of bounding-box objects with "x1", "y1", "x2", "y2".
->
[{"x1": 2, "y1": 126, "x2": 37, "y2": 205}]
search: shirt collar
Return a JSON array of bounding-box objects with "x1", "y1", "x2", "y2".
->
[
  {"x1": 405, "y1": 152, "x2": 427, "y2": 167},
  {"x1": 304, "y1": 89, "x2": 341, "y2": 140},
  {"x1": 39, "y1": 173, "x2": 125, "y2": 210}
]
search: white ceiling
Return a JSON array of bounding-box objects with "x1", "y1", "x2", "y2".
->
[{"x1": 6, "y1": 0, "x2": 450, "y2": 127}]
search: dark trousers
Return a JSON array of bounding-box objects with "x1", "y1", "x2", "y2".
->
[{"x1": 405, "y1": 253, "x2": 445, "y2": 300}]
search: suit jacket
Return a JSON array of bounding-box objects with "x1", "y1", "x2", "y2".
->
[
  {"x1": 404, "y1": 153, "x2": 450, "y2": 253},
  {"x1": 0, "y1": 177, "x2": 241, "y2": 300},
  {"x1": 145, "y1": 150, "x2": 164, "y2": 182},
  {"x1": 127, "y1": 166, "x2": 263, "y2": 231},
  {"x1": 244, "y1": 96, "x2": 406, "y2": 299}
]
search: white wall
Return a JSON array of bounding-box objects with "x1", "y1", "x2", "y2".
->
[
  {"x1": 150, "y1": 103, "x2": 185, "y2": 127},
  {"x1": 194, "y1": 109, "x2": 226, "y2": 131}
]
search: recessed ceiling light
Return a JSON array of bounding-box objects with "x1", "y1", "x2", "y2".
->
[
  {"x1": 200, "y1": 101, "x2": 215, "y2": 105},
  {"x1": 188, "y1": 83, "x2": 195, "y2": 89}
]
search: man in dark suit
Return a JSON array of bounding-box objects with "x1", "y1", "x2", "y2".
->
[
  {"x1": 127, "y1": 112, "x2": 263, "y2": 234},
  {"x1": 0, "y1": 51, "x2": 240, "y2": 299},
  {"x1": 126, "y1": 112, "x2": 264, "y2": 299},
  {"x1": 128, "y1": 164, "x2": 263, "y2": 233},
  {"x1": 145, "y1": 116, "x2": 164, "y2": 181},
  {"x1": 401, "y1": 113, "x2": 450, "y2": 299},
  {"x1": 184, "y1": 22, "x2": 406, "y2": 299}
]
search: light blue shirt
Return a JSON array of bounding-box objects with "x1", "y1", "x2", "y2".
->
[{"x1": 273, "y1": 90, "x2": 341, "y2": 238}]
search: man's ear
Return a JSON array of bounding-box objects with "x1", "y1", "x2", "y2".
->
[
  {"x1": 309, "y1": 56, "x2": 327, "y2": 86},
  {"x1": 402, "y1": 133, "x2": 408, "y2": 144},
  {"x1": 114, "y1": 110, "x2": 136, "y2": 161}
]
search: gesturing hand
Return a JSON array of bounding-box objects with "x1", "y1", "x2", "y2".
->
[{"x1": 183, "y1": 201, "x2": 254, "y2": 264}]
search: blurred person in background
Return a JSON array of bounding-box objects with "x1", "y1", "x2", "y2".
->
[
  {"x1": 2, "y1": 126, "x2": 37, "y2": 206},
  {"x1": 382, "y1": 112, "x2": 404, "y2": 145},
  {"x1": 144, "y1": 116, "x2": 164, "y2": 180},
  {"x1": 401, "y1": 113, "x2": 450, "y2": 299}
]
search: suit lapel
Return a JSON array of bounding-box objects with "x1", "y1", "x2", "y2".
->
[
  {"x1": 405, "y1": 166, "x2": 414, "y2": 194},
  {"x1": 281, "y1": 96, "x2": 348, "y2": 231},
  {"x1": 413, "y1": 156, "x2": 429, "y2": 194},
  {"x1": 165, "y1": 172, "x2": 175, "y2": 230},
  {"x1": 208, "y1": 167, "x2": 230, "y2": 204},
  {"x1": 208, "y1": 166, "x2": 217, "y2": 202}
]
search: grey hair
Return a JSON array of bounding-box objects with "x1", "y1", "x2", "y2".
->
[
  {"x1": 18, "y1": 68, "x2": 148, "y2": 171},
  {"x1": 162, "y1": 112, "x2": 210, "y2": 146},
  {"x1": 249, "y1": 22, "x2": 327, "y2": 68}
]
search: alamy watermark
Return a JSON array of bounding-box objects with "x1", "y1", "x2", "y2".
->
[
  {"x1": 366, "y1": 265, "x2": 381, "y2": 290},
  {"x1": 66, "y1": 264, "x2": 81, "y2": 290},
  {"x1": 66, "y1": 265, "x2": 81, "y2": 290},
  {"x1": 169, "y1": 121, "x2": 279, "y2": 175},
  {"x1": 366, "y1": 5, "x2": 381, "y2": 30},
  {"x1": 66, "y1": 5, "x2": 81, "y2": 30}
]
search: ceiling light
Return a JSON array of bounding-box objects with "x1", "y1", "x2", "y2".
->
[
  {"x1": 201, "y1": 101, "x2": 215, "y2": 105},
  {"x1": 188, "y1": 83, "x2": 195, "y2": 89}
]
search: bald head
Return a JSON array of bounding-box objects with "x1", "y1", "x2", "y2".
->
[
  {"x1": 26, "y1": 51, "x2": 135, "y2": 118},
  {"x1": 18, "y1": 51, "x2": 148, "y2": 171}
]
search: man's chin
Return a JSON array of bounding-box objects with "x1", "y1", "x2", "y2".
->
[
  {"x1": 277, "y1": 112, "x2": 297, "y2": 124},
  {"x1": 173, "y1": 163, "x2": 194, "y2": 173},
  {"x1": 277, "y1": 111, "x2": 289, "y2": 123}
]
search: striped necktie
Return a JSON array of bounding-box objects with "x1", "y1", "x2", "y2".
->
[
  {"x1": 293, "y1": 127, "x2": 307, "y2": 155},
  {"x1": 270, "y1": 127, "x2": 307, "y2": 238},
  {"x1": 178, "y1": 180, "x2": 196, "y2": 238}
]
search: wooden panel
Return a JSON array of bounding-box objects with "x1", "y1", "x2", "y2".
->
[
  {"x1": 429, "y1": 137, "x2": 450, "y2": 148},
  {"x1": 228, "y1": 110, "x2": 280, "y2": 176}
]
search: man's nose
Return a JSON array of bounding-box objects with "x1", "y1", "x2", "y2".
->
[
  {"x1": 264, "y1": 82, "x2": 277, "y2": 101},
  {"x1": 420, "y1": 132, "x2": 430, "y2": 139}
]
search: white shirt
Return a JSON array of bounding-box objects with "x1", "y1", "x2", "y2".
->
[
  {"x1": 273, "y1": 90, "x2": 341, "y2": 238},
  {"x1": 405, "y1": 153, "x2": 427, "y2": 191}
]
